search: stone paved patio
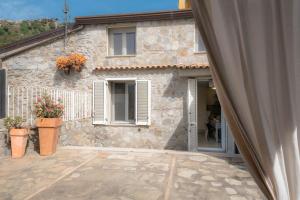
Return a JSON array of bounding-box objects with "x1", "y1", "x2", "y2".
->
[{"x1": 0, "y1": 148, "x2": 266, "y2": 200}]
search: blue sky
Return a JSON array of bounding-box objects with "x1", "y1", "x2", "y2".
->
[{"x1": 0, "y1": 0, "x2": 178, "y2": 21}]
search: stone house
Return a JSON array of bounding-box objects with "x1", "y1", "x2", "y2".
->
[{"x1": 0, "y1": 8, "x2": 238, "y2": 155}]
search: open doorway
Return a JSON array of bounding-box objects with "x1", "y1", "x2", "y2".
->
[{"x1": 197, "y1": 80, "x2": 225, "y2": 151}]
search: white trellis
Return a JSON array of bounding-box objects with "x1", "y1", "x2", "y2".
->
[{"x1": 7, "y1": 85, "x2": 92, "y2": 125}]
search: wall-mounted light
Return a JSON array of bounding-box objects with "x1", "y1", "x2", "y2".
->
[{"x1": 209, "y1": 79, "x2": 216, "y2": 90}]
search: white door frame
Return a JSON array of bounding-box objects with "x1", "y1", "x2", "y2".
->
[{"x1": 187, "y1": 79, "x2": 198, "y2": 151}]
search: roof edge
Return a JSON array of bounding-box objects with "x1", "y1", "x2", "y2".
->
[
  {"x1": 75, "y1": 9, "x2": 193, "y2": 25},
  {"x1": 94, "y1": 63, "x2": 209, "y2": 71},
  {"x1": 0, "y1": 24, "x2": 72, "y2": 54},
  {"x1": 0, "y1": 25, "x2": 84, "y2": 60}
]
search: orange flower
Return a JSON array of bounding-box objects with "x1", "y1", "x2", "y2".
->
[
  {"x1": 69, "y1": 53, "x2": 87, "y2": 66},
  {"x1": 56, "y1": 53, "x2": 87, "y2": 72},
  {"x1": 56, "y1": 56, "x2": 71, "y2": 70}
]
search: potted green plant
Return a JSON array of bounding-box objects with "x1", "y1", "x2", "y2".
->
[
  {"x1": 34, "y1": 94, "x2": 64, "y2": 156},
  {"x1": 3, "y1": 116, "x2": 29, "y2": 158}
]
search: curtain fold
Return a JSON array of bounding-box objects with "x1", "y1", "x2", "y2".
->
[{"x1": 191, "y1": 0, "x2": 300, "y2": 199}]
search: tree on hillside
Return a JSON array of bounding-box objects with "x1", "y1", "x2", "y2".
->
[{"x1": 0, "y1": 19, "x2": 61, "y2": 47}]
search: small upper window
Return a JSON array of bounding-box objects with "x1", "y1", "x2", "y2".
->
[
  {"x1": 108, "y1": 27, "x2": 136, "y2": 56},
  {"x1": 195, "y1": 26, "x2": 206, "y2": 52}
]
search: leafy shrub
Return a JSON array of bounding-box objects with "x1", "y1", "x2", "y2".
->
[
  {"x1": 0, "y1": 27, "x2": 6, "y2": 35},
  {"x1": 20, "y1": 21, "x2": 30, "y2": 34},
  {"x1": 0, "y1": 19, "x2": 60, "y2": 47},
  {"x1": 4, "y1": 116, "x2": 25, "y2": 130},
  {"x1": 33, "y1": 94, "x2": 64, "y2": 118}
]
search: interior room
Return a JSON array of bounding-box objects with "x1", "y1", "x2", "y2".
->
[{"x1": 197, "y1": 80, "x2": 222, "y2": 149}]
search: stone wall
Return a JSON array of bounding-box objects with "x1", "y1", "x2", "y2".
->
[
  {"x1": 0, "y1": 119, "x2": 8, "y2": 156},
  {"x1": 59, "y1": 69, "x2": 189, "y2": 150},
  {"x1": 1, "y1": 18, "x2": 209, "y2": 152},
  {"x1": 2, "y1": 18, "x2": 207, "y2": 90},
  {"x1": 0, "y1": 68, "x2": 189, "y2": 156}
]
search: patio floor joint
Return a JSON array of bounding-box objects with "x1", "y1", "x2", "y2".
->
[
  {"x1": 24, "y1": 153, "x2": 98, "y2": 200},
  {"x1": 164, "y1": 155, "x2": 177, "y2": 200}
]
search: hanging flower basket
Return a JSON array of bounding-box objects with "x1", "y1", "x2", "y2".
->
[{"x1": 56, "y1": 53, "x2": 87, "y2": 74}]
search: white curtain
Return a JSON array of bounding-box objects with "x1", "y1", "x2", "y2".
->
[{"x1": 191, "y1": 0, "x2": 300, "y2": 199}]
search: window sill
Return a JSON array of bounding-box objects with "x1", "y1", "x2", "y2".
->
[
  {"x1": 94, "y1": 123, "x2": 150, "y2": 127},
  {"x1": 106, "y1": 55, "x2": 136, "y2": 58},
  {"x1": 194, "y1": 51, "x2": 207, "y2": 55},
  {"x1": 109, "y1": 123, "x2": 150, "y2": 127},
  {"x1": 107, "y1": 123, "x2": 137, "y2": 127}
]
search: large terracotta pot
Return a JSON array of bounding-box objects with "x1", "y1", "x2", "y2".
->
[
  {"x1": 36, "y1": 118, "x2": 62, "y2": 156},
  {"x1": 10, "y1": 128, "x2": 29, "y2": 158}
]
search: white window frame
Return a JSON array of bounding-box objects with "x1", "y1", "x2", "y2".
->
[
  {"x1": 111, "y1": 81, "x2": 135, "y2": 124},
  {"x1": 105, "y1": 78, "x2": 137, "y2": 125},
  {"x1": 93, "y1": 78, "x2": 151, "y2": 126},
  {"x1": 194, "y1": 24, "x2": 206, "y2": 53},
  {"x1": 108, "y1": 27, "x2": 136, "y2": 56}
]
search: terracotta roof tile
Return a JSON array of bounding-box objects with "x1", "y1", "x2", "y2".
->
[{"x1": 94, "y1": 64, "x2": 209, "y2": 71}]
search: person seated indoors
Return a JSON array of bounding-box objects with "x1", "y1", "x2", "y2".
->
[{"x1": 206, "y1": 114, "x2": 216, "y2": 140}]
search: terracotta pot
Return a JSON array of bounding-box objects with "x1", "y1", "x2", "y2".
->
[
  {"x1": 36, "y1": 118, "x2": 63, "y2": 156},
  {"x1": 10, "y1": 128, "x2": 29, "y2": 159}
]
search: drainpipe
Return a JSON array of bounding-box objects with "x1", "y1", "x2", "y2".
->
[{"x1": 63, "y1": 0, "x2": 69, "y2": 52}]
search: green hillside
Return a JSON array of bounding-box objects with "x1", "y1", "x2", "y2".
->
[{"x1": 0, "y1": 19, "x2": 60, "y2": 47}]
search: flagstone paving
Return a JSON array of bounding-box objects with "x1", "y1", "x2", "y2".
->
[{"x1": 0, "y1": 148, "x2": 266, "y2": 200}]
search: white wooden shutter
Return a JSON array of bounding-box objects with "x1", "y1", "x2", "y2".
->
[
  {"x1": 136, "y1": 80, "x2": 151, "y2": 125},
  {"x1": 188, "y1": 79, "x2": 198, "y2": 151},
  {"x1": 0, "y1": 69, "x2": 6, "y2": 118},
  {"x1": 93, "y1": 80, "x2": 107, "y2": 125}
]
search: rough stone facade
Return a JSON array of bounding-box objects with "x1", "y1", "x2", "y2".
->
[
  {"x1": 1, "y1": 18, "x2": 209, "y2": 153},
  {"x1": 60, "y1": 69, "x2": 189, "y2": 150},
  {"x1": 0, "y1": 120, "x2": 8, "y2": 156},
  {"x1": 3, "y1": 19, "x2": 207, "y2": 90}
]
